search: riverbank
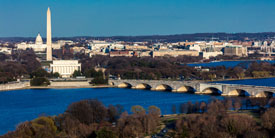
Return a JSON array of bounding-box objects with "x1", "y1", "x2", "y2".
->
[
  {"x1": 28, "y1": 85, "x2": 113, "y2": 89},
  {"x1": 207, "y1": 76, "x2": 275, "y2": 82},
  {"x1": 0, "y1": 84, "x2": 113, "y2": 92}
]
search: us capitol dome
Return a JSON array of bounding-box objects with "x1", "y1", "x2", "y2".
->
[{"x1": 35, "y1": 33, "x2": 43, "y2": 45}]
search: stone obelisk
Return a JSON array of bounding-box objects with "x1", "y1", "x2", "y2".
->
[{"x1": 46, "y1": 7, "x2": 52, "y2": 61}]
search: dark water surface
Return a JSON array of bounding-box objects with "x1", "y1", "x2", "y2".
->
[
  {"x1": 0, "y1": 88, "x2": 219, "y2": 135},
  {"x1": 187, "y1": 60, "x2": 275, "y2": 68},
  {"x1": 214, "y1": 77, "x2": 275, "y2": 87}
]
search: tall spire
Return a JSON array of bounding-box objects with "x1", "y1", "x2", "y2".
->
[{"x1": 46, "y1": 7, "x2": 52, "y2": 61}]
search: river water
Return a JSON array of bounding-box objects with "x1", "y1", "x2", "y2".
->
[
  {"x1": 187, "y1": 60, "x2": 275, "y2": 68},
  {"x1": 0, "y1": 88, "x2": 220, "y2": 135},
  {"x1": 1, "y1": 77, "x2": 275, "y2": 135}
]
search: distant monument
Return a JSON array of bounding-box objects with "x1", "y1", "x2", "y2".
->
[
  {"x1": 46, "y1": 7, "x2": 81, "y2": 78},
  {"x1": 46, "y1": 7, "x2": 53, "y2": 61}
]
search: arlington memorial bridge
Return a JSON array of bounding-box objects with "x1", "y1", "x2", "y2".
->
[{"x1": 109, "y1": 79, "x2": 275, "y2": 98}]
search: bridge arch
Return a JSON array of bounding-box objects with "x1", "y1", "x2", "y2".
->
[
  {"x1": 176, "y1": 86, "x2": 196, "y2": 93},
  {"x1": 201, "y1": 87, "x2": 222, "y2": 95},
  {"x1": 155, "y1": 84, "x2": 173, "y2": 91},
  {"x1": 255, "y1": 91, "x2": 274, "y2": 98},
  {"x1": 118, "y1": 82, "x2": 132, "y2": 88},
  {"x1": 109, "y1": 82, "x2": 115, "y2": 86},
  {"x1": 228, "y1": 89, "x2": 250, "y2": 97},
  {"x1": 135, "y1": 83, "x2": 152, "y2": 90}
]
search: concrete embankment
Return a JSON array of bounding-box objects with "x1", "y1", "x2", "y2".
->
[
  {"x1": 0, "y1": 80, "x2": 113, "y2": 92},
  {"x1": 0, "y1": 81, "x2": 30, "y2": 91},
  {"x1": 28, "y1": 85, "x2": 113, "y2": 89}
]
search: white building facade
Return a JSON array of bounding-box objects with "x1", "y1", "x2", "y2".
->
[
  {"x1": 50, "y1": 60, "x2": 81, "y2": 78},
  {"x1": 16, "y1": 33, "x2": 61, "y2": 52}
]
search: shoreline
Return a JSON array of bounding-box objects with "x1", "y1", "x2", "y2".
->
[
  {"x1": 185, "y1": 59, "x2": 275, "y2": 64},
  {"x1": 207, "y1": 76, "x2": 275, "y2": 82},
  {"x1": 0, "y1": 85, "x2": 114, "y2": 92},
  {"x1": 1, "y1": 76, "x2": 275, "y2": 92},
  {"x1": 28, "y1": 85, "x2": 114, "y2": 89}
]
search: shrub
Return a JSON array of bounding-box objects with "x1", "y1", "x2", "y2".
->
[{"x1": 30, "y1": 77, "x2": 50, "y2": 86}]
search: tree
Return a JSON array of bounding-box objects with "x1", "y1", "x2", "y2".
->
[
  {"x1": 216, "y1": 66, "x2": 227, "y2": 80},
  {"x1": 96, "y1": 128, "x2": 117, "y2": 138},
  {"x1": 233, "y1": 99, "x2": 241, "y2": 111},
  {"x1": 52, "y1": 72, "x2": 60, "y2": 78},
  {"x1": 30, "y1": 77, "x2": 50, "y2": 86},
  {"x1": 224, "y1": 98, "x2": 233, "y2": 110},
  {"x1": 66, "y1": 100, "x2": 107, "y2": 125},
  {"x1": 31, "y1": 117, "x2": 58, "y2": 137},
  {"x1": 107, "y1": 105, "x2": 119, "y2": 123},
  {"x1": 221, "y1": 114, "x2": 257, "y2": 137},
  {"x1": 261, "y1": 108, "x2": 275, "y2": 136},
  {"x1": 131, "y1": 105, "x2": 145, "y2": 114},
  {"x1": 91, "y1": 76, "x2": 108, "y2": 85},
  {"x1": 148, "y1": 105, "x2": 161, "y2": 116},
  {"x1": 72, "y1": 70, "x2": 82, "y2": 78},
  {"x1": 233, "y1": 67, "x2": 245, "y2": 79},
  {"x1": 200, "y1": 101, "x2": 207, "y2": 113},
  {"x1": 30, "y1": 68, "x2": 49, "y2": 78},
  {"x1": 207, "y1": 100, "x2": 226, "y2": 116}
]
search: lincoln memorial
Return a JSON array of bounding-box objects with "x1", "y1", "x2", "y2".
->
[{"x1": 50, "y1": 60, "x2": 81, "y2": 78}]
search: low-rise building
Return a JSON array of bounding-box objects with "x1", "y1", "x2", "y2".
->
[
  {"x1": 125, "y1": 45, "x2": 149, "y2": 50},
  {"x1": 50, "y1": 60, "x2": 81, "y2": 78},
  {"x1": 202, "y1": 51, "x2": 223, "y2": 59},
  {"x1": 224, "y1": 45, "x2": 248, "y2": 57},
  {"x1": 0, "y1": 47, "x2": 12, "y2": 55},
  {"x1": 152, "y1": 50, "x2": 199, "y2": 58},
  {"x1": 109, "y1": 51, "x2": 133, "y2": 57}
]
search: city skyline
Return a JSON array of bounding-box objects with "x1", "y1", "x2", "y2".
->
[{"x1": 0, "y1": 0, "x2": 275, "y2": 37}]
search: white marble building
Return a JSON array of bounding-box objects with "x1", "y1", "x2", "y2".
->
[
  {"x1": 0, "y1": 47, "x2": 12, "y2": 55},
  {"x1": 50, "y1": 60, "x2": 81, "y2": 78},
  {"x1": 16, "y1": 34, "x2": 47, "y2": 52},
  {"x1": 16, "y1": 33, "x2": 61, "y2": 52}
]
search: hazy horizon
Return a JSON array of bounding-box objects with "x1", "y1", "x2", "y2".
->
[
  {"x1": 0, "y1": 0, "x2": 275, "y2": 37},
  {"x1": 1, "y1": 32, "x2": 275, "y2": 39}
]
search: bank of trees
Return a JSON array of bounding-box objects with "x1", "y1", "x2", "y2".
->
[
  {"x1": 4, "y1": 98, "x2": 275, "y2": 138},
  {"x1": 78, "y1": 55, "x2": 275, "y2": 81},
  {"x1": 3, "y1": 100, "x2": 161, "y2": 138},
  {"x1": 172, "y1": 99, "x2": 275, "y2": 138},
  {"x1": 0, "y1": 50, "x2": 41, "y2": 83}
]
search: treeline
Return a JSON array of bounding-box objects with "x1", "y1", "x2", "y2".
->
[
  {"x1": 3, "y1": 98, "x2": 275, "y2": 138},
  {"x1": 173, "y1": 97, "x2": 274, "y2": 115},
  {"x1": 0, "y1": 50, "x2": 41, "y2": 84},
  {"x1": 3, "y1": 32, "x2": 275, "y2": 43},
  {"x1": 78, "y1": 55, "x2": 275, "y2": 80},
  {"x1": 109, "y1": 32, "x2": 275, "y2": 42},
  {"x1": 172, "y1": 99, "x2": 275, "y2": 138}
]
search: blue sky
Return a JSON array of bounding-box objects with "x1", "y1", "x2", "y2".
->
[{"x1": 0, "y1": 0, "x2": 275, "y2": 37}]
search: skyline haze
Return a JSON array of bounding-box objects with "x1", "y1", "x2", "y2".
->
[{"x1": 0, "y1": 0, "x2": 275, "y2": 37}]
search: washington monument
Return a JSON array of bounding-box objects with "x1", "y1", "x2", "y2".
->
[{"x1": 46, "y1": 7, "x2": 52, "y2": 61}]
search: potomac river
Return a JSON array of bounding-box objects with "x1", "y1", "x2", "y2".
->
[{"x1": 0, "y1": 77, "x2": 275, "y2": 135}]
